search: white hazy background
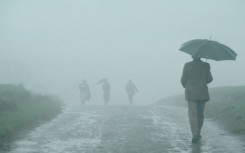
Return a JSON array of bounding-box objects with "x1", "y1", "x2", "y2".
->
[{"x1": 0, "y1": 0, "x2": 245, "y2": 105}]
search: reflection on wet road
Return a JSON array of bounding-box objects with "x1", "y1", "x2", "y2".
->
[{"x1": 7, "y1": 105, "x2": 245, "y2": 153}]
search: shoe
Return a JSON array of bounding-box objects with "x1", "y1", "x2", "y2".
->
[
  {"x1": 191, "y1": 136, "x2": 200, "y2": 143},
  {"x1": 191, "y1": 138, "x2": 199, "y2": 143},
  {"x1": 198, "y1": 134, "x2": 202, "y2": 139}
]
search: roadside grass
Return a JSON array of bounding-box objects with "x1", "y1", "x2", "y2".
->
[
  {"x1": 156, "y1": 85, "x2": 245, "y2": 134},
  {"x1": 206, "y1": 86, "x2": 245, "y2": 133},
  {"x1": 0, "y1": 84, "x2": 63, "y2": 142}
]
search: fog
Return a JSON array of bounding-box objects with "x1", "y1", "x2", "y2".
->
[{"x1": 1, "y1": 0, "x2": 245, "y2": 105}]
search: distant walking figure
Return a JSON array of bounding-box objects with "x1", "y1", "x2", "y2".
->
[
  {"x1": 125, "y1": 80, "x2": 138, "y2": 104},
  {"x1": 181, "y1": 56, "x2": 213, "y2": 143},
  {"x1": 102, "y1": 79, "x2": 110, "y2": 105},
  {"x1": 78, "y1": 80, "x2": 91, "y2": 105}
]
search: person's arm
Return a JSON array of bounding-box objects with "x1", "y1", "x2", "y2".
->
[
  {"x1": 133, "y1": 84, "x2": 138, "y2": 93},
  {"x1": 135, "y1": 87, "x2": 138, "y2": 93},
  {"x1": 206, "y1": 63, "x2": 213, "y2": 84},
  {"x1": 87, "y1": 86, "x2": 91, "y2": 99},
  {"x1": 181, "y1": 64, "x2": 188, "y2": 88}
]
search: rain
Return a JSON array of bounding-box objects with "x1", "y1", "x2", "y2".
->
[{"x1": 0, "y1": 0, "x2": 245, "y2": 152}]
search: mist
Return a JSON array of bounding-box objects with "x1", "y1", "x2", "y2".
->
[{"x1": 1, "y1": 0, "x2": 245, "y2": 105}]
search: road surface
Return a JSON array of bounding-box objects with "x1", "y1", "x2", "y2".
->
[{"x1": 6, "y1": 105, "x2": 245, "y2": 153}]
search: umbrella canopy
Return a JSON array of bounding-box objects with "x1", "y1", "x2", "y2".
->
[
  {"x1": 96, "y1": 78, "x2": 107, "y2": 85},
  {"x1": 179, "y1": 39, "x2": 237, "y2": 61}
]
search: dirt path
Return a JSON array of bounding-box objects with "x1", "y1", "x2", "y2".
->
[{"x1": 6, "y1": 105, "x2": 245, "y2": 153}]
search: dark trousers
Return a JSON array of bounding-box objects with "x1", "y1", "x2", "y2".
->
[{"x1": 187, "y1": 100, "x2": 205, "y2": 137}]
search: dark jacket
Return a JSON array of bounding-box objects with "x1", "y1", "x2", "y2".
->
[{"x1": 181, "y1": 59, "x2": 213, "y2": 102}]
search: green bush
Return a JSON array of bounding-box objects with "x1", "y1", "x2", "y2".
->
[
  {"x1": 156, "y1": 86, "x2": 245, "y2": 134},
  {"x1": 0, "y1": 84, "x2": 63, "y2": 141},
  {"x1": 206, "y1": 86, "x2": 245, "y2": 133}
]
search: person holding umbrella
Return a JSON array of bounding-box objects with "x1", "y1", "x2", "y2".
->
[
  {"x1": 181, "y1": 56, "x2": 213, "y2": 143},
  {"x1": 102, "y1": 79, "x2": 110, "y2": 105},
  {"x1": 179, "y1": 38, "x2": 237, "y2": 143},
  {"x1": 97, "y1": 78, "x2": 111, "y2": 105}
]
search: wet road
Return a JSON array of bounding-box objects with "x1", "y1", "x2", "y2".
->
[{"x1": 7, "y1": 105, "x2": 245, "y2": 153}]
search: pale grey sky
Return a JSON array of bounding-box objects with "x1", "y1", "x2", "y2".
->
[{"x1": 1, "y1": 0, "x2": 245, "y2": 104}]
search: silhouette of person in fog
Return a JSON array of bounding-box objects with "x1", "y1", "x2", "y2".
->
[
  {"x1": 181, "y1": 56, "x2": 213, "y2": 143},
  {"x1": 125, "y1": 80, "x2": 138, "y2": 104},
  {"x1": 78, "y1": 80, "x2": 91, "y2": 105},
  {"x1": 102, "y1": 79, "x2": 110, "y2": 105}
]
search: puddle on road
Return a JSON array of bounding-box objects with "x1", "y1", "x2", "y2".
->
[
  {"x1": 4, "y1": 105, "x2": 245, "y2": 153},
  {"x1": 150, "y1": 106, "x2": 245, "y2": 153},
  {"x1": 8, "y1": 106, "x2": 102, "y2": 153}
]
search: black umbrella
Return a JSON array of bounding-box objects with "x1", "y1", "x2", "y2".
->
[
  {"x1": 96, "y1": 78, "x2": 107, "y2": 85},
  {"x1": 179, "y1": 39, "x2": 237, "y2": 61}
]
